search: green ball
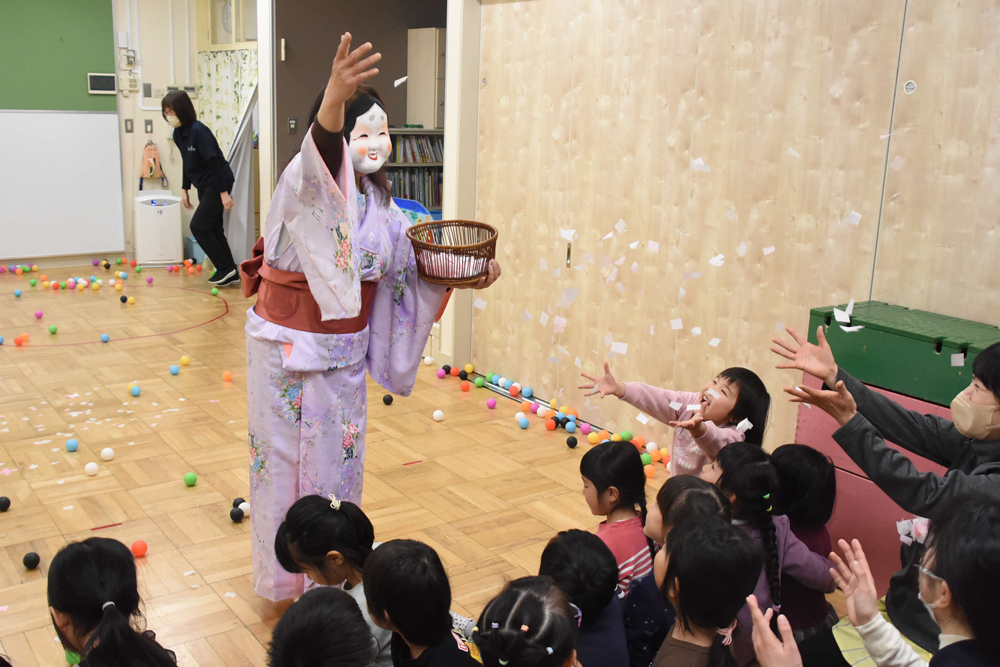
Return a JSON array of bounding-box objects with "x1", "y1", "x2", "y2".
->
[
  {"x1": 29, "y1": 278, "x2": 37, "y2": 286},
  {"x1": 184, "y1": 472, "x2": 197, "y2": 487},
  {"x1": 136, "y1": 266, "x2": 142, "y2": 272},
  {"x1": 620, "y1": 430, "x2": 633, "y2": 441},
  {"x1": 60, "y1": 282, "x2": 67, "y2": 289},
  {"x1": 475, "y1": 377, "x2": 485, "y2": 388},
  {"x1": 640, "y1": 452, "x2": 653, "y2": 465},
  {"x1": 116, "y1": 258, "x2": 122, "y2": 264},
  {"x1": 211, "y1": 287, "x2": 219, "y2": 296},
  {"x1": 48, "y1": 325, "x2": 57, "y2": 334}
]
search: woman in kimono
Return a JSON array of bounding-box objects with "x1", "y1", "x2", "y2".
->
[{"x1": 241, "y1": 34, "x2": 501, "y2": 601}]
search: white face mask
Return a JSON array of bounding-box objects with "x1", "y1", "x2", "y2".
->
[
  {"x1": 166, "y1": 115, "x2": 181, "y2": 128},
  {"x1": 917, "y1": 566, "x2": 944, "y2": 624},
  {"x1": 348, "y1": 103, "x2": 391, "y2": 174}
]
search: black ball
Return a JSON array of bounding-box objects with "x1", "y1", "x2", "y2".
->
[
  {"x1": 23, "y1": 552, "x2": 40, "y2": 569},
  {"x1": 559, "y1": 417, "x2": 570, "y2": 427},
  {"x1": 442, "y1": 365, "x2": 451, "y2": 373},
  {"x1": 383, "y1": 394, "x2": 393, "y2": 405},
  {"x1": 230, "y1": 507, "x2": 244, "y2": 522},
  {"x1": 458, "y1": 370, "x2": 468, "y2": 380},
  {"x1": 120, "y1": 295, "x2": 128, "y2": 303},
  {"x1": 0, "y1": 496, "x2": 10, "y2": 512},
  {"x1": 566, "y1": 436, "x2": 578, "y2": 449},
  {"x1": 232, "y1": 497, "x2": 246, "y2": 508}
]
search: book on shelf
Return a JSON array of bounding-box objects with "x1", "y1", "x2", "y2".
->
[{"x1": 389, "y1": 134, "x2": 444, "y2": 164}]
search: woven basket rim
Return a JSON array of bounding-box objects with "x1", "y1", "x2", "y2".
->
[{"x1": 406, "y1": 220, "x2": 498, "y2": 252}]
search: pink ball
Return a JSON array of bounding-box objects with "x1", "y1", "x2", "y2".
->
[
  {"x1": 167, "y1": 266, "x2": 174, "y2": 273},
  {"x1": 34, "y1": 310, "x2": 43, "y2": 319},
  {"x1": 436, "y1": 369, "x2": 446, "y2": 378},
  {"x1": 530, "y1": 402, "x2": 540, "y2": 414},
  {"x1": 580, "y1": 422, "x2": 592, "y2": 435},
  {"x1": 487, "y1": 398, "x2": 497, "y2": 409},
  {"x1": 93, "y1": 259, "x2": 99, "y2": 266},
  {"x1": 146, "y1": 276, "x2": 153, "y2": 284},
  {"x1": 67, "y1": 279, "x2": 76, "y2": 289}
]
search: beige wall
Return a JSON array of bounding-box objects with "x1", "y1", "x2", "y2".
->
[{"x1": 471, "y1": 0, "x2": 1000, "y2": 449}]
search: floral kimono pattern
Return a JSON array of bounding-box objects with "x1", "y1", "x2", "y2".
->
[{"x1": 246, "y1": 129, "x2": 446, "y2": 601}]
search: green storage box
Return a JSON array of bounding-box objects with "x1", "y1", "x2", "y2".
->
[{"x1": 808, "y1": 301, "x2": 1000, "y2": 406}]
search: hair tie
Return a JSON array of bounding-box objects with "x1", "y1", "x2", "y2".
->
[
  {"x1": 102, "y1": 601, "x2": 116, "y2": 611},
  {"x1": 498, "y1": 660, "x2": 509, "y2": 666},
  {"x1": 491, "y1": 623, "x2": 499, "y2": 629},
  {"x1": 546, "y1": 647, "x2": 554, "y2": 655},
  {"x1": 520, "y1": 625, "x2": 529, "y2": 632},
  {"x1": 763, "y1": 493, "x2": 770, "y2": 500},
  {"x1": 717, "y1": 619, "x2": 737, "y2": 646},
  {"x1": 328, "y1": 494, "x2": 341, "y2": 511}
]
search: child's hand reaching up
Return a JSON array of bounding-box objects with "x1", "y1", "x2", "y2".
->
[
  {"x1": 669, "y1": 409, "x2": 708, "y2": 438},
  {"x1": 580, "y1": 362, "x2": 625, "y2": 399},
  {"x1": 829, "y1": 539, "x2": 879, "y2": 628}
]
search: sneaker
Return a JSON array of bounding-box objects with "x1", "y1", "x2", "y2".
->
[
  {"x1": 450, "y1": 610, "x2": 476, "y2": 639},
  {"x1": 209, "y1": 268, "x2": 237, "y2": 285}
]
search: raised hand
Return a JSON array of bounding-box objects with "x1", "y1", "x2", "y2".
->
[
  {"x1": 747, "y1": 594, "x2": 803, "y2": 667},
  {"x1": 829, "y1": 539, "x2": 879, "y2": 627},
  {"x1": 317, "y1": 33, "x2": 382, "y2": 133},
  {"x1": 579, "y1": 362, "x2": 624, "y2": 399},
  {"x1": 784, "y1": 381, "x2": 857, "y2": 426},
  {"x1": 771, "y1": 326, "x2": 839, "y2": 388}
]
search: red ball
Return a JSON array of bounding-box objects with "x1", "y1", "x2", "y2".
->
[
  {"x1": 545, "y1": 419, "x2": 557, "y2": 431},
  {"x1": 450, "y1": 367, "x2": 460, "y2": 376},
  {"x1": 461, "y1": 381, "x2": 470, "y2": 392},
  {"x1": 130, "y1": 260, "x2": 137, "y2": 267},
  {"x1": 14, "y1": 336, "x2": 24, "y2": 346},
  {"x1": 131, "y1": 540, "x2": 148, "y2": 557},
  {"x1": 509, "y1": 385, "x2": 520, "y2": 397}
]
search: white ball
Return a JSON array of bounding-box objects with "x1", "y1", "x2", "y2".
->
[
  {"x1": 515, "y1": 412, "x2": 526, "y2": 421},
  {"x1": 512, "y1": 383, "x2": 521, "y2": 390},
  {"x1": 238, "y1": 501, "x2": 250, "y2": 515},
  {"x1": 109, "y1": 279, "x2": 116, "y2": 286},
  {"x1": 101, "y1": 447, "x2": 115, "y2": 461},
  {"x1": 423, "y1": 356, "x2": 434, "y2": 366},
  {"x1": 498, "y1": 377, "x2": 507, "y2": 387},
  {"x1": 645, "y1": 442, "x2": 658, "y2": 454},
  {"x1": 433, "y1": 409, "x2": 444, "y2": 422},
  {"x1": 84, "y1": 462, "x2": 99, "y2": 476}
]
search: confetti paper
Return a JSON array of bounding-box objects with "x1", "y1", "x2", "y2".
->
[
  {"x1": 845, "y1": 211, "x2": 862, "y2": 226},
  {"x1": 539, "y1": 312, "x2": 549, "y2": 326},
  {"x1": 671, "y1": 318, "x2": 683, "y2": 330},
  {"x1": 736, "y1": 242, "x2": 747, "y2": 257},
  {"x1": 615, "y1": 219, "x2": 627, "y2": 232},
  {"x1": 610, "y1": 342, "x2": 629, "y2": 355},
  {"x1": 687, "y1": 404, "x2": 702, "y2": 412},
  {"x1": 690, "y1": 157, "x2": 712, "y2": 173},
  {"x1": 709, "y1": 338, "x2": 722, "y2": 347},
  {"x1": 709, "y1": 254, "x2": 725, "y2": 267},
  {"x1": 845, "y1": 298, "x2": 856, "y2": 316},
  {"x1": 840, "y1": 325, "x2": 865, "y2": 333},
  {"x1": 707, "y1": 388, "x2": 720, "y2": 399},
  {"x1": 763, "y1": 246, "x2": 775, "y2": 256},
  {"x1": 736, "y1": 418, "x2": 753, "y2": 433},
  {"x1": 669, "y1": 401, "x2": 684, "y2": 411},
  {"x1": 225, "y1": 592, "x2": 237, "y2": 598},
  {"x1": 473, "y1": 298, "x2": 487, "y2": 310},
  {"x1": 890, "y1": 156, "x2": 905, "y2": 171},
  {"x1": 553, "y1": 316, "x2": 567, "y2": 333},
  {"x1": 606, "y1": 267, "x2": 618, "y2": 283},
  {"x1": 630, "y1": 261, "x2": 639, "y2": 274},
  {"x1": 648, "y1": 241, "x2": 660, "y2": 252},
  {"x1": 724, "y1": 210, "x2": 737, "y2": 222},
  {"x1": 637, "y1": 413, "x2": 650, "y2": 425},
  {"x1": 951, "y1": 353, "x2": 965, "y2": 367},
  {"x1": 691, "y1": 327, "x2": 702, "y2": 336},
  {"x1": 788, "y1": 147, "x2": 801, "y2": 158},
  {"x1": 394, "y1": 76, "x2": 408, "y2": 88},
  {"x1": 615, "y1": 256, "x2": 626, "y2": 266},
  {"x1": 521, "y1": 309, "x2": 533, "y2": 321},
  {"x1": 602, "y1": 231, "x2": 614, "y2": 240},
  {"x1": 678, "y1": 287, "x2": 686, "y2": 299},
  {"x1": 539, "y1": 258, "x2": 548, "y2": 271},
  {"x1": 184, "y1": 570, "x2": 196, "y2": 576},
  {"x1": 775, "y1": 321, "x2": 785, "y2": 332},
  {"x1": 833, "y1": 307, "x2": 851, "y2": 324},
  {"x1": 650, "y1": 324, "x2": 655, "y2": 335},
  {"x1": 560, "y1": 228, "x2": 577, "y2": 241},
  {"x1": 629, "y1": 241, "x2": 639, "y2": 250}
]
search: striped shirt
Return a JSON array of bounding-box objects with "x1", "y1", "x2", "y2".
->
[{"x1": 596, "y1": 516, "x2": 653, "y2": 597}]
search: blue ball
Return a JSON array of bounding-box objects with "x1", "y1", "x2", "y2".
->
[
  {"x1": 169, "y1": 365, "x2": 180, "y2": 375},
  {"x1": 0, "y1": 335, "x2": 4, "y2": 345},
  {"x1": 66, "y1": 439, "x2": 79, "y2": 452},
  {"x1": 120, "y1": 272, "x2": 128, "y2": 280},
  {"x1": 14, "y1": 289, "x2": 22, "y2": 297},
  {"x1": 100, "y1": 333, "x2": 110, "y2": 343},
  {"x1": 567, "y1": 414, "x2": 577, "y2": 422},
  {"x1": 566, "y1": 422, "x2": 577, "y2": 433},
  {"x1": 90, "y1": 275, "x2": 97, "y2": 282},
  {"x1": 503, "y1": 379, "x2": 513, "y2": 390},
  {"x1": 555, "y1": 412, "x2": 566, "y2": 420},
  {"x1": 491, "y1": 374, "x2": 500, "y2": 384},
  {"x1": 130, "y1": 385, "x2": 141, "y2": 397},
  {"x1": 601, "y1": 439, "x2": 611, "y2": 444},
  {"x1": 522, "y1": 387, "x2": 533, "y2": 398},
  {"x1": 518, "y1": 417, "x2": 530, "y2": 429}
]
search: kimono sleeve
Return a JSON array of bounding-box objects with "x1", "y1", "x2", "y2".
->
[{"x1": 366, "y1": 206, "x2": 448, "y2": 395}]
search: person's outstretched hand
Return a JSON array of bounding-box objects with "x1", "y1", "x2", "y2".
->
[
  {"x1": 747, "y1": 595, "x2": 803, "y2": 667},
  {"x1": 669, "y1": 410, "x2": 708, "y2": 438},
  {"x1": 317, "y1": 33, "x2": 382, "y2": 132},
  {"x1": 772, "y1": 326, "x2": 839, "y2": 388},
  {"x1": 579, "y1": 362, "x2": 624, "y2": 399},
  {"x1": 829, "y1": 539, "x2": 879, "y2": 628},
  {"x1": 784, "y1": 381, "x2": 858, "y2": 426}
]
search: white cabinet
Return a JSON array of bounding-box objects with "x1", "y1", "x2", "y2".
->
[
  {"x1": 407, "y1": 28, "x2": 446, "y2": 129},
  {"x1": 134, "y1": 191, "x2": 183, "y2": 264}
]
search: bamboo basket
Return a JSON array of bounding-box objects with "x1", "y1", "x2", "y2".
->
[{"x1": 406, "y1": 220, "x2": 498, "y2": 287}]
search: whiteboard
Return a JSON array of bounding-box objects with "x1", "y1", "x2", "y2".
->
[{"x1": 0, "y1": 111, "x2": 125, "y2": 259}]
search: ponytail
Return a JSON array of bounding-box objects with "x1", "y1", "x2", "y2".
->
[
  {"x1": 84, "y1": 602, "x2": 176, "y2": 667},
  {"x1": 275, "y1": 494, "x2": 375, "y2": 580}
]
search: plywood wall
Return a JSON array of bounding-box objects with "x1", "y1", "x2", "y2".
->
[{"x1": 472, "y1": 0, "x2": 998, "y2": 448}]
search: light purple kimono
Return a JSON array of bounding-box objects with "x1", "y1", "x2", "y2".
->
[{"x1": 245, "y1": 127, "x2": 446, "y2": 601}]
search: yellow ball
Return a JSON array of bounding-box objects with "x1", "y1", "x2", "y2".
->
[
  {"x1": 127, "y1": 296, "x2": 136, "y2": 304},
  {"x1": 31, "y1": 265, "x2": 38, "y2": 272},
  {"x1": 92, "y1": 283, "x2": 99, "y2": 290},
  {"x1": 610, "y1": 434, "x2": 622, "y2": 441},
  {"x1": 77, "y1": 283, "x2": 85, "y2": 291},
  {"x1": 587, "y1": 432, "x2": 599, "y2": 444},
  {"x1": 464, "y1": 363, "x2": 474, "y2": 374},
  {"x1": 559, "y1": 405, "x2": 569, "y2": 413},
  {"x1": 180, "y1": 355, "x2": 190, "y2": 366},
  {"x1": 115, "y1": 283, "x2": 123, "y2": 291},
  {"x1": 42, "y1": 281, "x2": 50, "y2": 288}
]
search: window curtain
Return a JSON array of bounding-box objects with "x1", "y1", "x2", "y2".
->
[{"x1": 197, "y1": 48, "x2": 258, "y2": 154}]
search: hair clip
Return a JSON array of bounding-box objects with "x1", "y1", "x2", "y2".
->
[
  {"x1": 717, "y1": 619, "x2": 737, "y2": 646},
  {"x1": 491, "y1": 623, "x2": 499, "y2": 629},
  {"x1": 520, "y1": 625, "x2": 529, "y2": 632},
  {"x1": 498, "y1": 660, "x2": 509, "y2": 666},
  {"x1": 568, "y1": 602, "x2": 583, "y2": 628},
  {"x1": 546, "y1": 647, "x2": 554, "y2": 655},
  {"x1": 763, "y1": 493, "x2": 770, "y2": 500},
  {"x1": 766, "y1": 505, "x2": 773, "y2": 512},
  {"x1": 328, "y1": 494, "x2": 341, "y2": 511},
  {"x1": 472, "y1": 627, "x2": 479, "y2": 634}
]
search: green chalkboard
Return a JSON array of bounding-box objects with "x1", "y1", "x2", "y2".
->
[{"x1": 0, "y1": 0, "x2": 117, "y2": 112}]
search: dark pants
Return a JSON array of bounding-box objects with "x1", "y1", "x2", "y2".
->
[{"x1": 191, "y1": 185, "x2": 237, "y2": 276}]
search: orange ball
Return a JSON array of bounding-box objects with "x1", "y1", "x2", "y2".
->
[
  {"x1": 184, "y1": 259, "x2": 192, "y2": 266},
  {"x1": 566, "y1": 408, "x2": 579, "y2": 418},
  {"x1": 21, "y1": 332, "x2": 30, "y2": 342},
  {"x1": 644, "y1": 464, "x2": 656, "y2": 478},
  {"x1": 597, "y1": 430, "x2": 610, "y2": 441},
  {"x1": 509, "y1": 385, "x2": 520, "y2": 397},
  {"x1": 450, "y1": 367, "x2": 460, "y2": 376},
  {"x1": 15, "y1": 268, "x2": 22, "y2": 275},
  {"x1": 632, "y1": 436, "x2": 645, "y2": 448},
  {"x1": 545, "y1": 419, "x2": 557, "y2": 431},
  {"x1": 197, "y1": 264, "x2": 203, "y2": 272},
  {"x1": 40, "y1": 274, "x2": 47, "y2": 281},
  {"x1": 650, "y1": 449, "x2": 662, "y2": 462},
  {"x1": 521, "y1": 401, "x2": 532, "y2": 412},
  {"x1": 222, "y1": 370, "x2": 233, "y2": 382},
  {"x1": 131, "y1": 540, "x2": 148, "y2": 557},
  {"x1": 187, "y1": 267, "x2": 195, "y2": 274},
  {"x1": 461, "y1": 381, "x2": 470, "y2": 391}
]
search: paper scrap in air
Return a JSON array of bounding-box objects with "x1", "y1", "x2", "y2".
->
[
  {"x1": 560, "y1": 228, "x2": 577, "y2": 241},
  {"x1": 225, "y1": 592, "x2": 237, "y2": 598},
  {"x1": 737, "y1": 242, "x2": 747, "y2": 258},
  {"x1": 602, "y1": 231, "x2": 614, "y2": 240},
  {"x1": 690, "y1": 157, "x2": 712, "y2": 173},
  {"x1": 707, "y1": 388, "x2": 720, "y2": 399},
  {"x1": 890, "y1": 156, "x2": 905, "y2": 171},
  {"x1": 709, "y1": 253, "x2": 725, "y2": 267},
  {"x1": 709, "y1": 338, "x2": 722, "y2": 347},
  {"x1": 833, "y1": 307, "x2": 850, "y2": 324},
  {"x1": 473, "y1": 298, "x2": 487, "y2": 311},
  {"x1": 553, "y1": 316, "x2": 567, "y2": 333},
  {"x1": 840, "y1": 325, "x2": 864, "y2": 333},
  {"x1": 629, "y1": 241, "x2": 639, "y2": 250},
  {"x1": 845, "y1": 211, "x2": 862, "y2": 226},
  {"x1": 670, "y1": 318, "x2": 683, "y2": 330},
  {"x1": 615, "y1": 256, "x2": 626, "y2": 266},
  {"x1": 394, "y1": 76, "x2": 408, "y2": 88},
  {"x1": 951, "y1": 353, "x2": 964, "y2": 367},
  {"x1": 737, "y1": 418, "x2": 753, "y2": 433},
  {"x1": 552, "y1": 268, "x2": 561, "y2": 278},
  {"x1": 617, "y1": 282, "x2": 626, "y2": 294},
  {"x1": 539, "y1": 258, "x2": 548, "y2": 271},
  {"x1": 724, "y1": 210, "x2": 737, "y2": 222},
  {"x1": 669, "y1": 401, "x2": 684, "y2": 411},
  {"x1": 521, "y1": 308, "x2": 533, "y2": 321},
  {"x1": 691, "y1": 327, "x2": 702, "y2": 336},
  {"x1": 606, "y1": 267, "x2": 618, "y2": 284},
  {"x1": 575, "y1": 357, "x2": 582, "y2": 368},
  {"x1": 775, "y1": 321, "x2": 785, "y2": 332},
  {"x1": 637, "y1": 413, "x2": 650, "y2": 425},
  {"x1": 763, "y1": 246, "x2": 775, "y2": 256},
  {"x1": 610, "y1": 342, "x2": 628, "y2": 355},
  {"x1": 615, "y1": 219, "x2": 627, "y2": 232},
  {"x1": 788, "y1": 147, "x2": 801, "y2": 158},
  {"x1": 539, "y1": 312, "x2": 549, "y2": 326},
  {"x1": 678, "y1": 287, "x2": 686, "y2": 299},
  {"x1": 648, "y1": 240, "x2": 660, "y2": 252},
  {"x1": 687, "y1": 403, "x2": 702, "y2": 412},
  {"x1": 630, "y1": 261, "x2": 639, "y2": 274},
  {"x1": 650, "y1": 324, "x2": 655, "y2": 335}
]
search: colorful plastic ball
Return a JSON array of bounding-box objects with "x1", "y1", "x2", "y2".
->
[
  {"x1": 503, "y1": 379, "x2": 513, "y2": 390},
  {"x1": 116, "y1": 258, "x2": 122, "y2": 265},
  {"x1": 33, "y1": 310, "x2": 43, "y2": 319},
  {"x1": 490, "y1": 374, "x2": 499, "y2": 384},
  {"x1": 475, "y1": 377, "x2": 485, "y2": 388},
  {"x1": 520, "y1": 401, "x2": 532, "y2": 412},
  {"x1": 13, "y1": 289, "x2": 22, "y2": 297},
  {"x1": 196, "y1": 265, "x2": 203, "y2": 272},
  {"x1": 433, "y1": 410, "x2": 445, "y2": 422},
  {"x1": 233, "y1": 497, "x2": 247, "y2": 508},
  {"x1": 23, "y1": 552, "x2": 41, "y2": 569},
  {"x1": 222, "y1": 370, "x2": 234, "y2": 382},
  {"x1": 135, "y1": 265, "x2": 141, "y2": 272},
  {"x1": 515, "y1": 412, "x2": 526, "y2": 421},
  {"x1": 92, "y1": 283, "x2": 99, "y2": 291},
  {"x1": 211, "y1": 288, "x2": 219, "y2": 295},
  {"x1": 0, "y1": 335, "x2": 4, "y2": 345},
  {"x1": 66, "y1": 438, "x2": 79, "y2": 452},
  {"x1": 184, "y1": 259, "x2": 192, "y2": 267},
  {"x1": 167, "y1": 265, "x2": 174, "y2": 272},
  {"x1": 450, "y1": 367, "x2": 460, "y2": 377},
  {"x1": 633, "y1": 436, "x2": 645, "y2": 448},
  {"x1": 116, "y1": 284, "x2": 123, "y2": 292},
  {"x1": 487, "y1": 398, "x2": 497, "y2": 409},
  {"x1": 101, "y1": 447, "x2": 115, "y2": 461},
  {"x1": 169, "y1": 365, "x2": 180, "y2": 375},
  {"x1": 14, "y1": 268, "x2": 22, "y2": 275},
  {"x1": 423, "y1": 356, "x2": 434, "y2": 365},
  {"x1": 567, "y1": 408, "x2": 579, "y2": 418},
  {"x1": 567, "y1": 436, "x2": 578, "y2": 448},
  {"x1": 43, "y1": 281, "x2": 50, "y2": 288},
  {"x1": 650, "y1": 449, "x2": 663, "y2": 462},
  {"x1": 660, "y1": 449, "x2": 671, "y2": 462},
  {"x1": 537, "y1": 408, "x2": 548, "y2": 419},
  {"x1": 383, "y1": 394, "x2": 393, "y2": 405},
  {"x1": 461, "y1": 381, "x2": 470, "y2": 392},
  {"x1": 127, "y1": 296, "x2": 135, "y2": 304},
  {"x1": 184, "y1": 472, "x2": 198, "y2": 487},
  {"x1": 530, "y1": 402, "x2": 540, "y2": 414},
  {"x1": 598, "y1": 430, "x2": 610, "y2": 441},
  {"x1": 238, "y1": 501, "x2": 250, "y2": 516},
  {"x1": 85, "y1": 462, "x2": 99, "y2": 476},
  {"x1": 131, "y1": 540, "x2": 148, "y2": 557},
  {"x1": 644, "y1": 464, "x2": 656, "y2": 478},
  {"x1": 458, "y1": 370, "x2": 468, "y2": 380},
  {"x1": 464, "y1": 363, "x2": 474, "y2": 374},
  {"x1": 587, "y1": 432, "x2": 599, "y2": 444},
  {"x1": 436, "y1": 369, "x2": 447, "y2": 378},
  {"x1": 20, "y1": 332, "x2": 29, "y2": 342},
  {"x1": 566, "y1": 421, "x2": 577, "y2": 433},
  {"x1": 545, "y1": 419, "x2": 557, "y2": 431},
  {"x1": 187, "y1": 267, "x2": 195, "y2": 275},
  {"x1": 523, "y1": 387, "x2": 533, "y2": 398},
  {"x1": 120, "y1": 272, "x2": 128, "y2": 280},
  {"x1": 120, "y1": 295, "x2": 127, "y2": 303},
  {"x1": 77, "y1": 283, "x2": 85, "y2": 291},
  {"x1": 101, "y1": 334, "x2": 110, "y2": 343},
  {"x1": 580, "y1": 423, "x2": 592, "y2": 435},
  {"x1": 559, "y1": 405, "x2": 569, "y2": 413},
  {"x1": 519, "y1": 417, "x2": 530, "y2": 429},
  {"x1": 555, "y1": 412, "x2": 566, "y2": 420},
  {"x1": 620, "y1": 430, "x2": 633, "y2": 441},
  {"x1": 129, "y1": 385, "x2": 141, "y2": 397},
  {"x1": 48, "y1": 325, "x2": 57, "y2": 334},
  {"x1": 146, "y1": 276, "x2": 153, "y2": 284},
  {"x1": 442, "y1": 365, "x2": 451, "y2": 373},
  {"x1": 180, "y1": 355, "x2": 190, "y2": 365},
  {"x1": 610, "y1": 434, "x2": 622, "y2": 442},
  {"x1": 645, "y1": 442, "x2": 658, "y2": 454},
  {"x1": 230, "y1": 507, "x2": 244, "y2": 522},
  {"x1": 29, "y1": 278, "x2": 37, "y2": 287},
  {"x1": 509, "y1": 385, "x2": 520, "y2": 397},
  {"x1": 67, "y1": 279, "x2": 76, "y2": 289},
  {"x1": 93, "y1": 259, "x2": 100, "y2": 266},
  {"x1": 640, "y1": 453, "x2": 653, "y2": 465}
]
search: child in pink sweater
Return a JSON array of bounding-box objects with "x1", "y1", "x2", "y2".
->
[{"x1": 580, "y1": 363, "x2": 771, "y2": 476}]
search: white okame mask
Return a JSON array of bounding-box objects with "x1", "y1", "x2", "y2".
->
[{"x1": 348, "y1": 103, "x2": 391, "y2": 174}]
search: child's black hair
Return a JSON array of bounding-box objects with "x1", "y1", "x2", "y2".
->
[
  {"x1": 972, "y1": 340, "x2": 1000, "y2": 400},
  {"x1": 475, "y1": 576, "x2": 578, "y2": 667},
  {"x1": 771, "y1": 444, "x2": 837, "y2": 528},
  {"x1": 274, "y1": 495, "x2": 374, "y2": 580},
  {"x1": 655, "y1": 475, "x2": 732, "y2": 534},
  {"x1": 925, "y1": 492, "x2": 1000, "y2": 653},
  {"x1": 538, "y1": 529, "x2": 618, "y2": 627},
  {"x1": 47, "y1": 538, "x2": 177, "y2": 667},
  {"x1": 580, "y1": 441, "x2": 648, "y2": 522},
  {"x1": 268, "y1": 587, "x2": 378, "y2": 667},
  {"x1": 0, "y1": 654, "x2": 11, "y2": 667},
  {"x1": 716, "y1": 443, "x2": 782, "y2": 610},
  {"x1": 363, "y1": 539, "x2": 452, "y2": 647},
  {"x1": 717, "y1": 368, "x2": 771, "y2": 446},
  {"x1": 662, "y1": 518, "x2": 763, "y2": 667}
]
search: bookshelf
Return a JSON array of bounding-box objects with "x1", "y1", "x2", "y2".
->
[{"x1": 388, "y1": 128, "x2": 444, "y2": 213}]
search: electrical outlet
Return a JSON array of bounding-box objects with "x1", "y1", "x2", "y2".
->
[
  {"x1": 144, "y1": 119, "x2": 153, "y2": 133},
  {"x1": 288, "y1": 118, "x2": 297, "y2": 134},
  {"x1": 124, "y1": 119, "x2": 133, "y2": 133}
]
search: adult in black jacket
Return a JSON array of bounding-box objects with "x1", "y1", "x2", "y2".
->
[
  {"x1": 161, "y1": 90, "x2": 239, "y2": 286},
  {"x1": 772, "y1": 326, "x2": 1000, "y2": 652}
]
